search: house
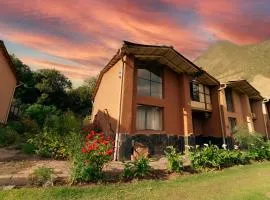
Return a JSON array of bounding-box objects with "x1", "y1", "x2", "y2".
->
[
  {"x1": 0, "y1": 40, "x2": 17, "y2": 124},
  {"x1": 91, "y1": 41, "x2": 268, "y2": 160},
  {"x1": 218, "y1": 80, "x2": 268, "y2": 144}
]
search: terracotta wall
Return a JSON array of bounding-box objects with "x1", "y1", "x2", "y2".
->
[
  {"x1": 201, "y1": 86, "x2": 223, "y2": 137},
  {"x1": 220, "y1": 89, "x2": 254, "y2": 136},
  {"x1": 267, "y1": 102, "x2": 270, "y2": 137},
  {"x1": 250, "y1": 100, "x2": 266, "y2": 135},
  {"x1": 120, "y1": 56, "x2": 193, "y2": 136},
  {"x1": 91, "y1": 59, "x2": 123, "y2": 134},
  {"x1": 0, "y1": 49, "x2": 16, "y2": 124}
]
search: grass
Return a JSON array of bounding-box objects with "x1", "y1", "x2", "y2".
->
[{"x1": 1, "y1": 162, "x2": 270, "y2": 200}]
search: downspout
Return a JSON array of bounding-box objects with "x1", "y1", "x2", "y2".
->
[
  {"x1": 113, "y1": 52, "x2": 126, "y2": 161},
  {"x1": 4, "y1": 82, "x2": 24, "y2": 123},
  {"x1": 218, "y1": 83, "x2": 227, "y2": 145},
  {"x1": 262, "y1": 98, "x2": 269, "y2": 140}
]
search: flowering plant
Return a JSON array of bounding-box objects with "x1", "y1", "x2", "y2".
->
[{"x1": 73, "y1": 130, "x2": 114, "y2": 182}]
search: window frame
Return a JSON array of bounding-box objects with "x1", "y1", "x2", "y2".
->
[
  {"x1": 136, "y1": 104, "x2": 163, "y2": 131},
  {"x1": 190, "y1": 82, "x2": 211, "y2": 105},
  {"x1": 136, "y1": 64, "x2": 163, "y2": 99},
  {"x1": 228, "y1": 117, "x2": 237, "y2": 134},
  {"x1": 225, "y1": 88, "x2": 234, "y2": 112}
]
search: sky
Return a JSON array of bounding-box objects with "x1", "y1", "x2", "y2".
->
[{"x1": 0, "y1": 0, "x2": 270, "y2": 87}]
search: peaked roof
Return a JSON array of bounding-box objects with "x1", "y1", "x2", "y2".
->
[
  {"x1": 93, "y1": 41, "x2": 219, "y2": 98},
  {"x1": 226, "y1": 80, "x2": 262, "y2": 100},
  {"x1": 0, "y1": 40, "x2": 18, "y2": 82}
]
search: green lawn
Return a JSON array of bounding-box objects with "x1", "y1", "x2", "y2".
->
[{"x1": 1, "y1": 162, "x2": 270, "y2": 200}]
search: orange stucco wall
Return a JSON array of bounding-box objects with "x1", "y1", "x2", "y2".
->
[
  {"x1": 91, "y1": 59, "x2": 123, "y2": 133},
  {"x1": 0, "y1": 49, "x2": 16, "y2": 124}
]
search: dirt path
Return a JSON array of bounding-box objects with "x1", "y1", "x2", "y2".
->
[{"x1": 0, "y1": 147, "x2": 190, "y2": 187}]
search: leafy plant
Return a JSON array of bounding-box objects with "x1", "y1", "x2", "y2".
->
[
  {"x1": 29, "y1": 112, "x2": 82, "y2": 159},
  {"x1": 21, "y1": 143, "x2": 36, "y2": 154},
  {"x1": 122, "y1": 156, "x2": 152, "y2": 180},
  {"x1": 164, "y1": 146, "x2": 183, "y2": 172},
  {"x1": 233, "y1": 127, "x2": 265, "y2": 149},
  {"x1": 248, "y1": 142, "x2": 270, "y2": 161},
  {"x1": 70, "y1": 130, "x2": 114, "y2": 183},
  {"x1": 0, "y1": 126, "x2": 20, "y2": 147},
  {"x1": 190, "y1": 145, "x2": 251, "y2": 169},
  {"x1": 30, "y1": 167, "x2": 55, "y2": 186}
]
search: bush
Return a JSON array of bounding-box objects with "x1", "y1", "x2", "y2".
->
[
  {"x1": 30, "y1": 167, "x2": 55, "y2": 186},
  {"x1": 248, "y1": 141, "x2": 270, "y2": 161},
  {"x1": 24, "y1": 104, "x2": 59, "y2": 127},
  {"x1": 22, "y1": 143, "x2": 36, "y2": 155},
  {"x1": 122, "y1": 156, "x2": 152, "y2": 180},
  {"x1": 164, "y1": 146, "x2": 183, "y2": 172},
  {"x1": 233, "y1": 128, "x2": 270, "y2": 161},
  {"x1": 190, "y1": 145, "x2": 251, "y2": 169},
  {"x1": 29, "y1": 112, "x2": 82, "y2": 159},
  {"x1": 233, "y1": 128, "x2": 265, "y2": 149},
  {"x1": 70, "y1": 130, "x2": 114, "y2": 183},
  {"x1": 0, "y1": 126, "x2": 20, "y2": 147}
]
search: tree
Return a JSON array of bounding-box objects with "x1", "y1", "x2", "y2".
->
[
  {"x1": 34, "y1": 69, "x2": 72, "y2": 110},
  {"x1": 67, "y1": 76, "x2": 97, "y2": 116},
  {"x1": 83, "y1": 76, "x2": 97, "y2": 99},
  {"x1": 11, "y1": 55, "x2": 40, "y2": 104}
]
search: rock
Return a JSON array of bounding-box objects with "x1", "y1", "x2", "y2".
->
[{"x1": 2, "y1": 185, "x2": 16, "y2": 190}]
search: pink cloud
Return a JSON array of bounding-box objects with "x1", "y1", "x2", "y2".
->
[{"x1": 0, "y1": 0, "x2": 269, "y2": 86}]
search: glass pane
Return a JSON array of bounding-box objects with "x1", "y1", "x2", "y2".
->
[
  {"x1": 136, "y1": 106, "x2": 146, "y2": 130},
  {"x1": 199, "y1": 84, "x2": 204, "y2": 93},
  {"x1": 205, "y1": 95, "x2": 211, "y2": 103},
  {"x1": 150, "y1": 66, "x2": 162, "y2": 83},
  {"x1": 146, "y1": 107, "x2": 162, "y2": 130},
  {"x1": 137, "y1": 67, "x2": 150, "y2": 80},
  {"x1": 205, "y1": 86, "x2": 210, "y2": 95},
  {"x1": 151, "y1": 82, "x2": 162, "y2": 98},
  {"x1": 137, "y1": 78, "x2": 150, "y2": 96},
  {"x1": 199, "y1": 93, "x2": 205, "y2": 103},
  {"x1": 190, "y1": 82, "x2": 200, "y2": 101}
]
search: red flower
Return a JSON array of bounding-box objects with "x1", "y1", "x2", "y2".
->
[
  {"x1": 86, "y1": 133, "x2": 92, "y2": 140},
  {"x1": 105, "y1": 149, "x2": 113, "y2": 156},
  {"x1": 81, "y1": 148, "x2": 87, "y2": 154}
]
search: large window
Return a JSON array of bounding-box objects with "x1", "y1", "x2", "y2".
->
[
  {"x1": 225, "y1": 88, "x2": 234, "y2": 112},
  {"x1": 136, "y1": 105, "x2": 163, "y2": 131},
  {"x1": 228, "y1": 117, "x2": 237, "y2": 134},
  {"x1": 137, "y1": 65, "x2": 163, "y2": 98},
  {"x1": 190, "y1": 82, "x2": 200, "y2": 101},
  {"x1": 190, "y1": 82, "x2": 211, "y2": 104}
]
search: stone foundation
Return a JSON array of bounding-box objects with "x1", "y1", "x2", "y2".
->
[{"x1": 118, "y1": 133, "x2": 232, "y2": 160}]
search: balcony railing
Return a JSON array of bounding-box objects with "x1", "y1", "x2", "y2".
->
[{"x1": 191, "y1": 101, "x2": 212, "y2": 111}]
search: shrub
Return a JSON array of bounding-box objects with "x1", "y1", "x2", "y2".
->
[
  {"x1": 30, "y1": 167, "x2": 55, "y2": 186},
  {"x1": 248, "y1": 141, "x2": 270, "y2": 161},
  {"x1": 190, "y1": 145, "x2": 251, "y2": 169},
  {"x1": 233, "y1": 128, "x2": 270, "y2": 161},
  {"x1": 22, "y1": 143, "x2": 36, "y2": 155},
  {"x1": 0, "y1": 127, "x2": 20, "y2": 147},
  {"x1": 233, "y1": 127, "x2": 265, "y2": 149},
  {"x1": 164, "y1": 146, "x2": 183, "y2": 172},
  {"x1": 24, "y1": 104, "x2": 59, "y2": 127},
  {"x1": 122, "y1": 156, "x2": 152, "y2": 180},
  {"x1": 70, "y1": 130, "x2": 114, "y2": 183},
  {"x1": 29, "y1": 112, "x2": 82, "y2": 159}
]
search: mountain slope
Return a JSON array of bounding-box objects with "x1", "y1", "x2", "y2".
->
[{"x1": 194, "y1": 40, "x2": 270, "y2": 97}]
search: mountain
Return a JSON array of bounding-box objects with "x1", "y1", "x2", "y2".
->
[{"x1": 194, "y1": 40, "x2": 270, "y2": 98}]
